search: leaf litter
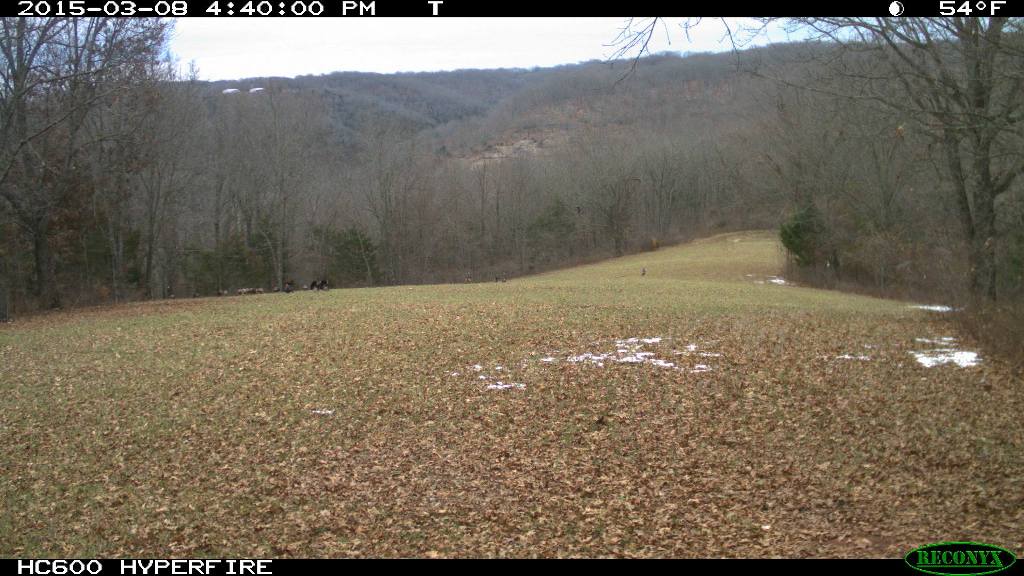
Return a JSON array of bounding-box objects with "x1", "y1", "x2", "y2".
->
[{"x1": 1, "y1": 231, "x2": 1020, "y2": 558}]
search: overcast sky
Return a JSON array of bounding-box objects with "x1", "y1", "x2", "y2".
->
[{"x1": 169, "y1": 18, "x2": 796, "y2": 81}]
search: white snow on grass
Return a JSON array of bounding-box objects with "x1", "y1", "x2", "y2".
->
[
  {"x1": 567, "y1": 352, "x2": 610, "y2": 367},
  {"x1": 222, "y1": 88, "x2": 240, "y2": 94},
  {"x1": 464, "y1": 337, "x2": 716, "y2": 388},
  {"x1": 837, "y1": 354, "x2": 871, "y2": 361},
  {"x1": 911, "y1": 350, "x2": 979, "y2": 368},
  {"x1": 911, "y1": 304, "x2": 954, "y2": 312},
  {"x1": 486, "y1": 382, "x2": 525, "y2": 390},
  {"x1": 911, "y1": 336, "x2": 980, "y2": 368},
  {"x1": 561, "y1": 337, "x2": 692, "y2": 370},
  {"x1": 751, "y1": 275, "x2": 788, "y2": 285},
  {"x1": 457, "y1": 363, "x2": 529, "y2": 390},
  {"x1": 310, "y1": 409, "x2": 334, "y2": 415},
  {"x1": 618, "y1": 355, "x2": 650, "y2": 364},
  {"x1": 673, "y1": 344, "x2": 725, "y2": 372},
  {"x1": 915, "y1": 337, "x2": 957, "y2": 345}
]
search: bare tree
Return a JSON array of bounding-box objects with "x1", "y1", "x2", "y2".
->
[
  {"x1": 789, "y1": 18, "x2": 1024, "y2": 301},
  {"x1": 134, "y1": 73, "x2": 201, "y2": 298},
  {"x1": 226, "y1": 86, "x2": 327, "y2": 289},
  {"x1": 617, "y1": 17, "x2": 1024, "y2": 301},
  {"x1": 0, "y1": 18, "x2": 171, "y2": 307},
  {"x1": 357, "y1": 119, "x2": 421, "y2": 284}
]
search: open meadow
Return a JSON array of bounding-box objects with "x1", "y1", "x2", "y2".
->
[{"x1": 1, "y1": 231, "x2": 1021, "y2": 557}]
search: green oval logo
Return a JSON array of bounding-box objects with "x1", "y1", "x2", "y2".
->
[{"x1": 905, "y1": 541, "x2": 1017, "y2": 576}]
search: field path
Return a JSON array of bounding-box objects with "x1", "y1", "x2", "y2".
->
[{"x1": 2, "y1": 231, "x2": 1021, "y2": 557}]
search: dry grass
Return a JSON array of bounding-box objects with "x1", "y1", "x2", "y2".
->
[{"x1": 1, "y1": 230, "x2": 1021, "y2": 557}]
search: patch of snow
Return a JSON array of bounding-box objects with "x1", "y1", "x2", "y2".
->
[
  {"x1": 450, "y1": 371, "x2": 460, "y2": 377},
  {"x1": 249, "y1": 87, "x2": 265, "y2": 93},
  {"x1": 911, "y1": 350, "x2": 979, "y2": 368},
  {"x1": 310, "y1": 409, "x2": 334, "y2": 415},
  {"x1": 911, "y1": 304, "x2": 954, "y2": 312},
  {"x1": 698, "y1": 352, "x2": 722, "y2": 358},
  {"x1": 915, "y1": 337, "x2": 957, "y2": 345},
  {"x1": 487, "y1": 382, "x2": 525, "y2": 390},
  {"x1": 472, "y1": 364, "x2": 483, "y2": 371},
  {"x1": 691, "y1": 364, "x2": 712, "y2": 373},
  {"x1": 539, "y1": 336, "x2": 698, "y2": 372},
  {"x1": 768, "y1": 277, "x2": 787, "y2": 285},
  {"x1": 222, "y1": 88, "x2": 240, "y2": 94},
  {"x1": 567, "y1": 352, "x2": 611, "y2": 364},
  {"x1": 495, "y1": 366, "x2": 503, "y2": 371},
  {"x1": 837, "y1": 354, "x2": 871, "y2": 361}
]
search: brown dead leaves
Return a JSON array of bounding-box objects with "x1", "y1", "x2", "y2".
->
[{"x1": 0, "y1": 234, "x2": 1021, "y2": 557}]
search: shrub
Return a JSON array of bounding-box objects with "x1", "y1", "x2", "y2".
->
[{"x1": 779, "y1": 204, "x2": 822, "y2": 267}]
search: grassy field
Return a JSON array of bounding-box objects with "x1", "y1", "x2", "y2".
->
[{"x1": 1, "y1": 230, "x2": 1021, "y2": 558}]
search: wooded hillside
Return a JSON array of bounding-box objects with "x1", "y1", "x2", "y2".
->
[{"x1": 1, "y1": 18, "x2": 1021, "y2": 359}]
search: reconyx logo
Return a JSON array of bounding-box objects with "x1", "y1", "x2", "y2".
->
[{"x1": 905, "y1": 542, "x2": 1017, "y2": 576}]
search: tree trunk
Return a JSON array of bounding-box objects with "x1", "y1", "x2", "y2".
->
[
  {"x1": 970, "y1": 133, "x2": 999, "y2": 302},
  {"x1": 969, "y1": 214, "x2": 998, "y2": 302},
  {"x1": 944, "y1": 128, "x2": 1000, "y2": 302},
  {"x1": 107, "y1": 213, "x2": 123, "y2": 303},
  {"x1": 356, "y1": 231, "x2": 375, "y2": 285},
  {"x1": 32, "y1": 219, "x2": 60, "y2": 308},
  {"x1": 144, "y1": 229, "x2": 155, "y2": 298},
  {"x1": 213, "y1": 179, "x2": 224, "y2": 294},
  {"x1": 0, "y1": 284, "x2": 8, "y2": 322}
]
